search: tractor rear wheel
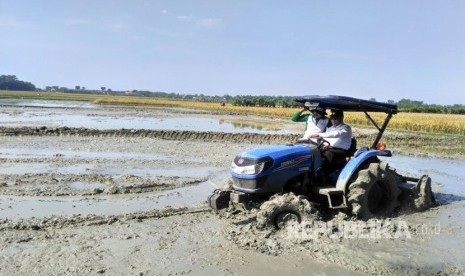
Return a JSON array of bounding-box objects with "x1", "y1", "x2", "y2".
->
[
  {"x1": 256, "y1": 193, "x2": 320, "y2": 229},
  {"x1": 348, "y1": 162, "x2": 401, "y2": 220}
]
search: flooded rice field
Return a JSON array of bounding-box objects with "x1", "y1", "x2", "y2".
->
[
  {"x1": 0, "y1": 99, "x2": 292, "y2": 134},
  {"x1": 1, "y1": 100, "x2": 465, "y2": 275}
]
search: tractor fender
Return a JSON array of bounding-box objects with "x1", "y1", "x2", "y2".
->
[{"x1": 335, "y1": 147, "x2": 392, "y2": 192}]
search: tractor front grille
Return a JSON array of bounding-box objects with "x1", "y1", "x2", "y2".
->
[{"x1": 232, "y1": 176, "x2": 268, "y2": 190}]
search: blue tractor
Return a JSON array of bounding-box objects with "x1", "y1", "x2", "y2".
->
[{"x1": 208, "y1": 95, "x2": 435, "y2": 228}]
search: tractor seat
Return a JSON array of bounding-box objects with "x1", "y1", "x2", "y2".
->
[
  {"x1": 335, "y1": 138, "x2": 357, "y2": 170},
  {"x1": 346, "y1": 138, "x2": 357, "y2": 157}
]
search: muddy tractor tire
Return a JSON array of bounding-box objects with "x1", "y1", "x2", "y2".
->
[
  {"x1": 412, "y1": 175, "x2": 436, "y2": 211},
  {"x1": 256, "y1": 193, "x2": 320, "y2": 230},
  {"x1": 348, "y1": 162, "x2": 401, "y2": 220}
]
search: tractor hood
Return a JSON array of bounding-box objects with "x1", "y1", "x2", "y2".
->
[
  {"x1": 231, "y1": 144, "x2": 321, "y2": 193},
  {"x1": 237, "y1": 144, "x2": 312, "y2": 160},
  {"x1": 232, "y1": 144, "x2": 320, "y2": 178}
]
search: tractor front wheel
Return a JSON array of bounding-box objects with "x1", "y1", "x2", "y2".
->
[{"x1": 256, "y1": 193, "x2": 320, "y2": 229}]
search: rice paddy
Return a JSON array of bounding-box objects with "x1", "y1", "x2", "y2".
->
[
  {"x1": 2, "y1": 91, "x2": 465, "y2": 135},
  {"x1": 93, "y1": 95, "x2": 465, "y2": 136}
]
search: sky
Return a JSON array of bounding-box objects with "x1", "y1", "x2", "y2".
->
[{"x1": 1, "y1": 0, "x2": 465, "y2": 105}]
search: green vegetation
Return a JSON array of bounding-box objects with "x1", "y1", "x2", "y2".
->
[{"x1": 397, "y1": 99, "x2": 465, "y2": 114}]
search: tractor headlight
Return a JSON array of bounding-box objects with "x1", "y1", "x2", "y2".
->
[{"x1": 231, "y1": 161, "x2": 266, "y2": 175}]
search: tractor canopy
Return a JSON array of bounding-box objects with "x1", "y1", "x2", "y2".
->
[
  {"x1": 294, "y1": 95, "x2": 398, "y2": 114},
  {"x1": 294, "y1": 95, "x2": 398, "y2": 149}
]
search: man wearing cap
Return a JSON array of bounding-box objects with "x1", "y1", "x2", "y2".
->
[
  {"x1": 291, "y1": 103, "x2": 331, "y2": 139},
  {"x1": 309, "y1": 109, "x2": 352, "y2": 175}
]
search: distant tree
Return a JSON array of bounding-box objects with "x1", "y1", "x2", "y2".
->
[
  {"x1": 0, "y1": 75, "x2": 17, "y2": 82},
  {"x1": 232, "y1": 98, "x2": 243, "y2": 106},
  {"x1": 75, "y1": 86, "x2": 80, "y2": 90},
  {"x1": 0, "y1": 75, "x2": 36, "y2": 91},
  {"x1": 398, "y1": 99, "x2": 424, "y2": 109},
  {"x1": 101, "y1": 87, "x2": 106, "y2": 92}
]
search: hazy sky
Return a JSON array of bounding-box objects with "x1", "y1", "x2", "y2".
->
[{"x1": 1, "y1": 0, "x2": 464, "y2": 104}]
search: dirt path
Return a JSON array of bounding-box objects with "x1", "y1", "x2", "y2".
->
[{"x1": 1, "y1": 103, "x2": 465, "y2": 275}]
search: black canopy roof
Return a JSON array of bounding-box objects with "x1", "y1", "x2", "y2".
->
[{"x1": 295, "y1": 95, "x2": 398, "y2": 114}]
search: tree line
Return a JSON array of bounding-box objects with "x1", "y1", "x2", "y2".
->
[
  {"x1": 1, "y1": 74, "x2": 464, "y2": 114},
  {"x1": 0, "y1": 75, "x2": 36, "y2": 91},
  {"x1": 396, "y1": 99, "x2": 465, "y2": 114}
]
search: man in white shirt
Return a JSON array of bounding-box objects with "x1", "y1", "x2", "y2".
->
[{"x1": 309, "y1": 109, "x2": 352, "y2": 174}]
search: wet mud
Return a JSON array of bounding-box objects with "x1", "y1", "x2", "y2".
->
[{"x1": 1, "y1": 103, "x2": 465, "y2": 275}]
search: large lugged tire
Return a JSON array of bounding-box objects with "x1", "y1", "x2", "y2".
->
[
  {"x1": 348, "y1": 162, "x2": 401, "y2": 220},
  {"x1": 256, "y1": 193, "x2": 320, "y2": 229}
]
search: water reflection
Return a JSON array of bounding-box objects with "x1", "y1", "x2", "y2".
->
[
  {"x1": 224, "y1": 119, "x2": 281, "y2": 131},
  {"x1": 0, "y1": 100, "x2": 290, "y2": 134},
  {"x1": 0, "y1": 99, "x2": 95, "y2": 108},
  {"x1": 232, "y1": 121, "x2": 263, "y2": 130}
]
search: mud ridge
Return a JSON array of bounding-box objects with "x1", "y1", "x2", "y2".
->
[
  {"x1": 0, "y1": 173, "x2": 208, "y2": 196},
  {"x1": 0, "y1": 206, "x2": 212, "y2": 232},
  {"x1": 4, "y1": 126, "x2": 456, "y2": 159},
  {"x1": 0, "y1": 126, "x2": 300, "y2": 144},
  {"x1": 0, "y1": 126, "x2": 384, "y2": 145}
]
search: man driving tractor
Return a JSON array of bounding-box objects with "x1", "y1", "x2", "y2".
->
[{"x1": 309, "y1": 109, "x2": 353, "y2": 177}]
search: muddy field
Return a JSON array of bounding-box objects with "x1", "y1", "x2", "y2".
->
[{"x1": 1, "y1": 101, "x2": 465, "y2": 275}]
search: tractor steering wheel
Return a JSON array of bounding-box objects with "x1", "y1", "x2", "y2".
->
[
  {"x1": 295, "y1": 137, "x2": 330, "y2": 150},
  {"x1": 317, "y1": 138, "x2": 331, "y2": 150}
]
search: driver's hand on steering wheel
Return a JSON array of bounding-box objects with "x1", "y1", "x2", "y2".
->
[{"x1": 308, "y1": 133, "x2": 319, "y2": 139}]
